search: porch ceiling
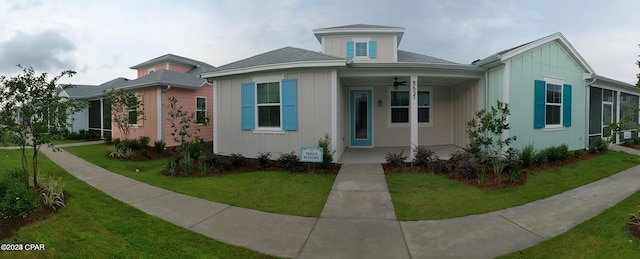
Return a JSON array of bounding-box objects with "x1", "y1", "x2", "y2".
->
[{"x1": 340, "y1": 75, "x2": 476, "y2": 87}]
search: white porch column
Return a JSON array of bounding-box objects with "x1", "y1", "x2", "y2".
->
[{"x1": 410, "y1": 75, "x2": 418, "y2": 160}]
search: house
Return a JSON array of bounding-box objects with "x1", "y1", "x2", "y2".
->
[
  {"x1": 62, "y1": 54, "x2": 215, "y2": 147},
  {"x1": 201, "y1": 24, "x2": 640, "y2": 162}
]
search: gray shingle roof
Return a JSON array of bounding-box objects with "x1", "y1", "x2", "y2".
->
[
  {"x1": 397, "y1": 50, "x2": 458, "y2": 64},
  {"x1": 63, "y1": 77, "x2": 129, "y2": 99},
  {"x1": 130, "y1": 53, "x2": 215, "y2": 70},
  {"x1": 117, "y1": 69, "x2": 205, "y2": 89},
  {"x1": 205, "y1": 47, "x2": 344, "y2": 73}
]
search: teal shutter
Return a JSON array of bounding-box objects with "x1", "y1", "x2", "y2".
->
[
  {"x1": 241, "y1": 82, "x2": 255, "y2": 130},
  {"x1": 534, "y1": 80, "x2": 546, "y2": 129},
  {"x1": 346, "y1": 41, "x2": 354, "y2": 58},
  {"x1": 563, "y1": 84, "x2": 572, "y2": 127},
  {"x1": 369, "y1": 40, "x2": 377, "y2": 58},
  {"x1": 282, "y1": 78, "x2": 297, "y2": 131}
]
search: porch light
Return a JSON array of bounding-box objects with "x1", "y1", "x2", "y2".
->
[{"x1": 378, "y1": 99, "x2": 383, "y2": 107}]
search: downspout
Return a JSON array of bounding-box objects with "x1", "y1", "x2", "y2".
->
[
  {"x1": 161, "y1": 85, "x2": 171, "y2": 144},
  {"x1": 585, "y1": 76, "x2": 596, "y2": 149}
]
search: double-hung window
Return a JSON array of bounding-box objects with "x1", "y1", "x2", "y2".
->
[
  {"x1": 127, "y1": 95, "x2": 138, "y2": 125},
  {"x1": 355, "y1": 42, "x2": 368, "y2": 57},
  {"x1": 389, "y1": 89, "x2": 431, "y2": 124},
  {"x1": 256, "y1": 82, "x2": 281, "y2": 128},
  {"x1": 196, "y1": 97, "x2": 207, "y2": 124},
  {"x1": 545, "y1": 83, "x2": 562, "y2": 126},
  {"x1": 534, "y1": 78, "x2": 571, "y2": 129}
]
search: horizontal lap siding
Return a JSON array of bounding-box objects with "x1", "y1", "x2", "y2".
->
[
  {"x1": 163, "y1": 86, "x2": 214, "y2": 147},
  {"x1": 508, "y1": 41, "x2": 586, "y2": 150},
  {"x1": 322, "y1": 35, "x2": 396, "y2": 63},
  {"x1": 115, "y1": 88, "x2": 158, "y2": 143}
]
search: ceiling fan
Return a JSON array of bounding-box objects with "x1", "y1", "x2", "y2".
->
[{"x1": 393, "y1": 77, "x2": 407, "y2": 89}]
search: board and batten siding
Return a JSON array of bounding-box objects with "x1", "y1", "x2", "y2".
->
[
  {"x1": 507, "y1": 41, "x2": 586, "y2": 150},
  {"x1": 451, "y1": 79, "x2": 483, "y2": 148},
  {"x1": 215, "y1": 70, "x2": 333, "y2": 158},
  {"x1": 486, "y1": 66, "x2": 504, "y2": 106},
  {"x1": 322, "y1": 35, "x2": 396, "y2": 63}
]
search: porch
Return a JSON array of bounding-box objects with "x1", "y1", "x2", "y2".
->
[{"x1": 338, "y1": 145, "x2": 463, "y2": 164}]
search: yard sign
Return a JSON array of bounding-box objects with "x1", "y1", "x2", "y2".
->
[{"x1": 300, "y1": 146, "x2": 323, "y2": 163}]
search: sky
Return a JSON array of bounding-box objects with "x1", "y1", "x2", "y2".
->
[{"x1": 0, "y1": 0, "x2": 638, "y2": 85}]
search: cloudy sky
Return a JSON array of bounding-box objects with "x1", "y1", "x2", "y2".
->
[{"x1": 0, "y1": 0, "x2": 638, "y2": 85}]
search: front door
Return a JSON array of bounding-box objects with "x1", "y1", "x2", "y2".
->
[{"x1": 350, "y1": 90, "x2": 372, "y2": 147}]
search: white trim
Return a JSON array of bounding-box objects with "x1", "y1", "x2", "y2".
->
[
  {"x1": 321, "y1": 37, "x2": 326, "y2": 54},
  {"x1": 543, "y1": 77, "x2": 565, "y2": 129},
  {"x1": 213, "y1": 80, "x2": 218, "y2": 153},
  {"x1": 501, "y1": 61, "x2": 510, "y2": 149},
  {"x1": 410, "y1": 75, "x2": 418, "y2": 160},
  {"x1": 147, "y1": 67, "x2": 155, "y2": 74},
  {"x1": 165, "y1": 62, "x2": 169, "y2": 70},
  {"x1": 195, "y1": 96, "x2": 207, "y2": 125},
  {"x1": 331, "y1": 70, "x2": 338, "y2": 161},
  {"x1": 254, "y1": 81, "x2": 283, "y2": 131},
  {"x1": 352, "y1": 37, "x2": 370, "y2": 59},
  {"x1": 200, "y1": 60, "x2": 345, "y2": 78},
  {"x1": 156, "y1": 87, "x2": 162, "y2": 141},
  {"x1": 393, "y1": 35, "x2": 398, "y2": 62}
]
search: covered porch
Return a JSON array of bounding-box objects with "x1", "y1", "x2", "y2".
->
[{"x1": 338, "y1": 145, "x2": 464, "y2": 163}]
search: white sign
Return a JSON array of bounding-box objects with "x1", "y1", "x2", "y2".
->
[
  {"x1": 624, "y1": 131, "x2": 632, "y2": 139},
  {"x1": 300, "y1": 146, "x2": 323, "y2": 163}
]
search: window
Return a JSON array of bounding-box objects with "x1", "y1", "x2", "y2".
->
[
  {"x1": 196, "y1": 97, "x2": 207, "y2": 124},
  {"x1": 545, "y1": 83, "x2": 562, "y2": 126},
  {"x1": 127, "y1": 95, "x2": 138, "y2": 125},
  {"x1": 256, "y1": 82, "x2": 280, "y2": 127},
  {"x1": 534, "y1": 79, "x2": 571, "y2": 129},
  {"x1": 390, "y1": 90, "x2": 430, "y2": 124},
  {"x1": 355, "y1": 42, "x2": 368, "y2": 57},
  {"x1": 147, "y1": 67, "x2": 155, "y2": 74}
]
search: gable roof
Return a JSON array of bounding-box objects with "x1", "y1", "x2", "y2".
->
[
  {"x1": 130, "y1": 53, "x2": 214, "y2": 70},
  {"x1": 473, "y1": 32, "x2": 594, "y2": 74},
  {"x1": 312, "y1": 24, "x2": 405, "y2": 45},
  {"x1": 201, "y1": 47, "x2": 345, "y2": 78},
  {"x1": 115, "y1": 69, "x2": 206, "y2": 90}
]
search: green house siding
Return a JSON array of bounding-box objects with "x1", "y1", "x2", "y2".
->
[
  {"x1": 508, "y1": 41, "x2": 586, "y2": 151},
  {"x1": 486, "y1": 66, "x2": 504, "y2": 106}
]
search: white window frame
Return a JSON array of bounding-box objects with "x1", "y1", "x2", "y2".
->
[
  {"x1": 352, "y1": 37, "x2": 370, "y2": 59},
  {"x1": 253, "y1": 74, "x2": 284, "y2": 133},
  {"x1": 387, "y1": 86, "x2": 433, "y2": 127},
  {"x1": 196, "y1": 96, "x2": 207, "y2": 125},
  {"x1": 147, "y1": 67, "x2": 155, "y2": 74},
  {"x1": 544, "y1": 77, "x2": 564, "y2": 129}
]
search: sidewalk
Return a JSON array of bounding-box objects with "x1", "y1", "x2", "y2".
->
[{"x1": 36, "y1": 144, "x2": 640, "y2": 258}]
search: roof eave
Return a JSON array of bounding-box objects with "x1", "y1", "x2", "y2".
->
[
  {"x1": 201, "y1": 60, "x2": 346, "y2": 78},
  {"x1": 593, "y1": 75, "x2": 638, "y2": 90},
  {"x1": 348, "y1": 62, "x2": 486, "y2": 73},
  {"x1": 312, "y1": 27, "x2": 406, "y2": 44}
]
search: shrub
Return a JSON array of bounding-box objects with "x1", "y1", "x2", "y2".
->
[
  {"x1": 140, "y1": 148, "x2": 150, "y2": 159},
  {"x1": 431, "y1": 160, "x2": 451, "y2": 174},
  {"x1": 38, "y1": 174, "x2": 65, "y2": 211},
  {"x1": 104, "y1": 134, "x2": 113, "y2": 144},
  {"x1": 153, "y1": 140, "x2": 166, "y2": 153},
  {"x1": 385, "y1": 150, "x2": 407, "y2": 169},
  {"x1": 199, "y1": 161, "x2": 210, "y2": 175},
  {"x1": 572, "y1": 149, "x2": 586, "y2": 158},
  {"x1": 167, "y1": 159, "x2": 177, "y2": 176},
  {"x1": 278, "y1": 152, "x2": 300, "y2": 171},
  {"x1": 547, "y1": 144, "x2": 569, "y2": 162},
  {"x1": 256, "y1": 152, "x2": 271, "y2": 170},
  {"x1": 112, "y1": 138, "x2": 121, "y2": 148},
  {"x1": 625, "y1": 139, "x2": 636, "y2": 147},
  {"x1": 230, "y1": 153, "x2": 246, "y2": 166},
  {"x1": 447, "y1": 151, "x2": 468, "y2": 171},
  {"x1": 413, "y1": 146, "x2": 437, "y2": 167},
  {"x1": 533, "y1": 147, "x2": 550, "y2": 164},
  {"x1": 318, "y1": 134, "x2": 335, "y2": 168},
  {"x1": 520, "y1": 143, "x2": 535, "y2": 168},
  {"x1": 214, "y1": 156, "x2": 233, "y2": 172},
  {"x1": 185, "y1": 141, "x2": 204, "y2": 160},
  {"x1": 179, "y1": 157, "x2": 193, "y2": 176},
  {"x1": 504, "y1": 148, "x2": 521, "y2": 183},
  {"x1": 1, "y1": 170, "x2": 39, "y2": 218},
  {"x1": 589, "y1": 137, "x2": 608, "y2": 154},
  {"x1": 138, "y1": 136, "x2": 151, "y2": 147},
  {"x1": 455, "y1": 158, "x2": 476, "y2": 180}
]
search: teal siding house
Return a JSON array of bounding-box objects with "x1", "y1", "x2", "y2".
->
[{"x1": 201, "y1": 25, "x2": 639, "y2": 162}]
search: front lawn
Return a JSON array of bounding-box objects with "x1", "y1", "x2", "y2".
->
[
  {"x1": 0, "y1": 149, "x2": 272, "y2": 258},
  {"x1": 500, "y1": 189, "x2": 640, "y2": 258},
  {"x1": 388, "y1": 151, "x2": 640, "y2": 220},
  {"x1": 64, "y1": 144, "x2": 335, "y2": 217}
]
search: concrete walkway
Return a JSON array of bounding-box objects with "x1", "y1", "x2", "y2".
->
[{"x1": 33, "y1": 143, "x2": 640, "y2": 258}]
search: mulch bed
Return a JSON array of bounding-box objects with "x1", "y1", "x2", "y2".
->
[
  {"x1": 383, "y1": 152, "x2": 602, "y2": 190},
  {"x1": 0, "y1": 194, "x2": 69, "y2": 240},
  {"x1": 160, "y1": 157, "x2": 341, "y2": 177},
  {"x1": 627, "y1": 218, "x2": 640, "y2": 240}
]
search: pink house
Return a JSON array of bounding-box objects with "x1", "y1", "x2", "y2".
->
[{"x1": 64, "y1": 54, "x2": 215, "y2": 147}]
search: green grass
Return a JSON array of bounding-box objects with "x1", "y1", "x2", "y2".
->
[
  {"x1": 49, "y1": 139, "x2": 90, "y2": 145},
  {"x1": 388, "y1": 151, "x2": 640, "y2": 220},
  {"x1": 500, "y1": 189, "x2": 640, "y2": 258},
  {"x1": 64, "y1": 144, "x2": 335, "y2": 217},
  {"x1": 0, "y1": 149, "x2": 273, "y2": 258}
]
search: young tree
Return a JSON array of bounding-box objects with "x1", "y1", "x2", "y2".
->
[
  {"x1": 0, "y1": 66, "x2": 85, "y2": 188},
  {"x1": 103, "y1": 88, "x2": 144, "y2": 142}
]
